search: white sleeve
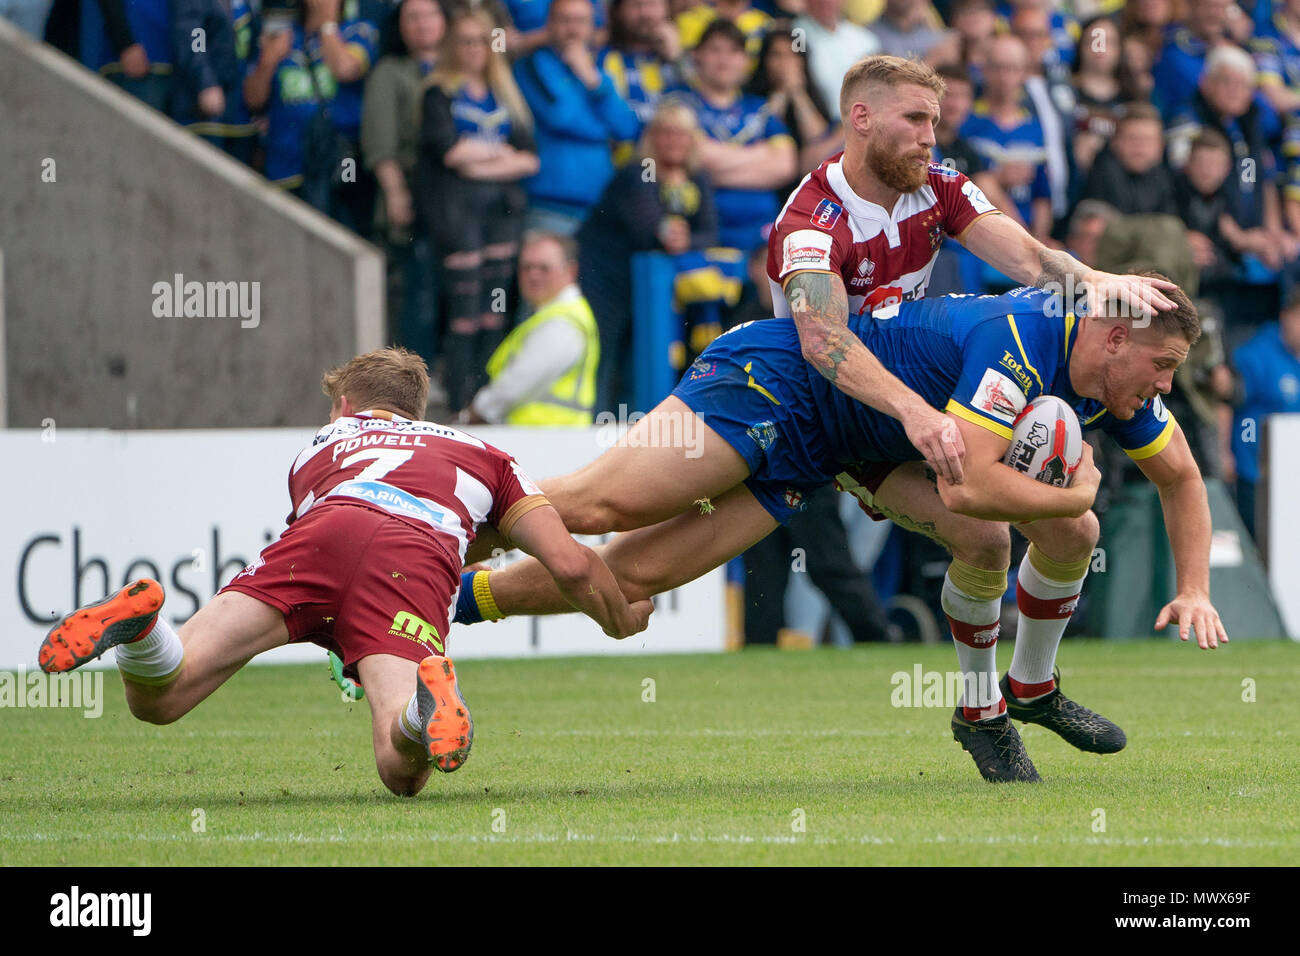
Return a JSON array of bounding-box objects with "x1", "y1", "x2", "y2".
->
[{"x1": 470, "y1": 319, "x2": 589, "y2": 424}]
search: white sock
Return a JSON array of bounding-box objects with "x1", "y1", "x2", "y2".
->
[
  {"x1": 942, "y1": 573, "x2": 1004, "y2": 720},
  {"x1": 398, "y1": 692, "x2": 422, "y2": 744},
  {"x1": 1010, "y1": 554, "x2": 1088, "y2": 697},
  {"x1": 116, "y1": 617, "x2": 184, "y2": 684}
]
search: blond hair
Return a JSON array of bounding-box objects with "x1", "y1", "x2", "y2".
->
[
  {"x1": 321, "y1": 347, "x2": 431, "y2": 420},
  {"x1": 429, "y1": 5, "x2": 534, "y2": 134},
  {"x1": 839, "y1": 55, "x2": 947, "y2": 123},
  {"x1": 638, "y1": 98, "x2": 702, "y2": 172}
]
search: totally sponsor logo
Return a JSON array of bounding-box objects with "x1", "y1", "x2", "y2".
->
[
  {"x1": 973, "y1": 369, "x2": 1027, "y2": 424},
  {"x1": 387, "y1": 610, "x2": 444, "y2": 654},
  {"x1": 999, "y1": 350, "x2": 1035, "y2": 393},
  {"x1": 810, "y1": 198, "x2": 843, "y2": 229}
]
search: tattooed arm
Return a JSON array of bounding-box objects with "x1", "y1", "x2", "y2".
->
[
  {"x1": 957, "y1": 211, "x2": 1178, "y2": 317},
  {"x1": 784, "y1": 269, "x2": 966, "y2": 483}
]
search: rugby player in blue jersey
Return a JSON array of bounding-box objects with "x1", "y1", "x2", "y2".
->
[{"x1": 455, "y1": 279, "x2": 1228, "y2": 782}]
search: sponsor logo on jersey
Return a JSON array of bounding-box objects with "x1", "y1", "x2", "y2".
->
[
  {"x1": 810, "y1": 198, "x2": 843, "y2": 229},
  {"x1": 510, "y1": 461, "x2": 543, "y2": 496},
  {"x1": 747, "y1": 420, "x2": 777, "y2": 451},
  {"x1": 782, "y1": 228, "x2": 835, "y2": 273},
  {"x1": 688, "y1": 357, "x2": 717, "y2": 380},
  {"x1": 999, "y1": 350, "x2": 1035, "y2": 393},
  {"x1": 973, "y1": 369, "x2": 1028, "y2": 424},
  {"x1": 848, "y1": 257, "x2": 877, "y2": 288},
  {"x1": 929, "y1": 161, "x2": 959, "y2": 178},
  {"x1": 1150, "y1": 395, "x2": 1169, "y2": 421},
  {"x1": 388, "y1": 610, "x2": 445, "y2": 654},
  {"x1": 961, "y1": 179, "x2": 996, "y2": 215}
]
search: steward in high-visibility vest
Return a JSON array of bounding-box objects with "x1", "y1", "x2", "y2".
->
[{"x1": 480, "y1": 285, "x2": 601, "y2": 425}]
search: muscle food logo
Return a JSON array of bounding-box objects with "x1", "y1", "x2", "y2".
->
[
  {"x1": 811, "y1": 198, "x2": 843, "y2": 229},
  {"x1": 999, "y1": 350, "x2": 1035, "y2": 393},
  {"x1": 388, "y1": 611, "x2": 444, "y2": 654}
]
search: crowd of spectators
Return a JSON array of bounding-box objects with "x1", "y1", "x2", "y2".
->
[{"x1": 14, "y1": 0, "x2": 1300, "y2": 635}]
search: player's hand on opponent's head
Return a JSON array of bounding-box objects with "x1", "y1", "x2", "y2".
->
[
  {"x1": 1082, "y1": 270, "x2": 1177, "y2": 320},
  {"x1": 606, "y1": 599, "x2": 654, "y2": 640},
  {"x1": 1155, "y1": 592, "x2": 1229, "y2": 650},
  {"x1": 903, "y1": 404, "x2": 965, "y2": 484}
]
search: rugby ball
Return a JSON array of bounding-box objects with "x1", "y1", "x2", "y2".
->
[{"x1": 1002, "y1": 395, "x2": 1083, "y2": 487}]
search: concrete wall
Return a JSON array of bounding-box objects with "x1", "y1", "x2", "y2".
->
[{"x1": 0, "y1": 20, "x2": 384, "y2": 428}]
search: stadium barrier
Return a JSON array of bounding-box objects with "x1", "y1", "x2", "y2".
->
[
  {"x1": 0, "y1": 427, "x2": 726, "y2": 672},
  {"x1": 0, "y1": 19, "x2": 384, "y2": 430}
]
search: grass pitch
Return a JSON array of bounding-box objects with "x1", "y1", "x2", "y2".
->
[{"x1": 2, "y1": 640, "x2": 1296, "y2": 865}]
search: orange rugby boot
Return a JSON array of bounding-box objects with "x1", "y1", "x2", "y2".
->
[
  {"x1": 415, "y1": 655, "x2": 474, "y2": 773},
  {"x1": 38, "y1": 579, "x2": 164, "y2": 674}
]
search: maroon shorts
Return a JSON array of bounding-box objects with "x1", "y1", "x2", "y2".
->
[
  {"x1": 832, "y1": 461, "x2": 901, "y2": 521},
  {"x1": 221, "y1": 502, "x2": 459, "y2": 681}
]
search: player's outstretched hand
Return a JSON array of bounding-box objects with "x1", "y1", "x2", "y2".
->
[
  {"x1": 1155, "y1": 592, "x2": 1229, "y2": 649},
  {"x1": 606, "y1": 599, "x2": 654, "y2": 640},
  {"x1": 903, "y1": 405, "x2": 965, "y2": 484},
  {"x1": 1083, "y1": 270, "x2": 1177, "y2": 320}
]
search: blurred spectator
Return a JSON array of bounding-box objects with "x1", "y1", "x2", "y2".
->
[
  {"x1": 244, "y1": 0, "x2": 379, "y2": 232},
  {"x1": 960, "y1": 34, "x2": 1053, "y2": 240},
  {"x1": 578, "y1": 99, "x2": 718, "y2": 410},
  {"x1": 999, "y1": 0, "x2": 1078, "y2": 70},
  {"x1": 500, "y1": 0, "x2": 606, "y2": 59},
  {"x1": 1174, "y1": 129, "x2": 1254, "y2": 283},
  {"x1": 1072, "y1": 15, "x2": 1144, "y2": 174},
  {"x1": 514, "y1": 0, "x2": 641, "y2": 234},
  {"x1": 948, "y1": 0, "x2": 996, "y2": 82},
  {"x1": 362, "y1": 0, "x2": 445, "y2": 371},
  {"x1": 461, "y1": 231, "x2": 600, "y2": 425},
  {"x1": 1081, "y1": 103, "x2": 1179, "y2": 215},
  {"x1": 676, "y1": 0, "x2": 773, "y2": 62},
  {"x1": 171, "y1": 0, "x2": 259, "y2": 165},
  {"x1": 746, "y1": 21, "x2": 841, "y2": 195},
  {"x1": 1167, "y1": 45, "x2": 1292, "y2": 270},
  {"x1": 1231, "y1": 289, "x2": 1300, "y2": 536},
  {"x1": 1, "y1": 0, "x2": 51, "y2": 37},
  {"x1": 1152, "y1": 0, "x2": 1235, "y2": 118},
  {"x1": 871, "y1": 0, "x2": 957, "y2": 62},
  {"x1": 793, "y1": 0, "x2": 880, "y2": 121},
  {"x1": 675, "y1": 18, "x2": 796, "y2": 250},
  {"x1": 601, "y1": 0, "x2": 686, "y2": 163},
  {"x1": 418, "y1": 3, "x2": 539, "y2": 408},
  {"x1": 1122, "y1": 0, "x2": 1178, "y2": 63},
  {"x1": 1010, "y1": 0, "x2": 1073, "y2": 221},
  {"x1": 1064, "y1": 198, "x2": 1119, "y2": 266},
  {"x1": 81, "y1": 0, "x2": 174, "y2": 112},
  {"x1": 1249, "y1": 0, "x2": 1300, "y2": 116}
]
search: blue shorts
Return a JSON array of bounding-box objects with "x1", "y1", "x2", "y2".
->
[{"x1": 672, "y1": 321, "x2": 835, "y2": 524}]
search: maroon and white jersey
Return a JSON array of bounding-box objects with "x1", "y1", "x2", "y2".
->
[
  {"x1": 766, "y1": 153, "x2": 998, "y2": 317},
  {"x1": 286, "y1": 411, "x2": 548, "y2": 562}
]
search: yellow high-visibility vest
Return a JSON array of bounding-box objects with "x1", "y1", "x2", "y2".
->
[{"x1": 484, "y1": 293, "x2": 600, "y2": 426}]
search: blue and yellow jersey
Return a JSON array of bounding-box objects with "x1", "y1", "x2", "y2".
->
[
  {"x1": 263, "y1": 20, "x2": 379, "y2": 187},
  {"x1": 815, "y1": 288, "x2": 1177, "y2": 466},
  {"x1": 667, "y1": 86, "x2": 792, "y2": 249},
  {"x1": 601, "y1": 47, "x2": 679, "y2": 164},
  {"x1": 959, "y1": 99, "x2": 1050, "y2": 224},
  {"x1": 676, "y1": 3, "x2": 771, "y2": 59},
  {"x1": 1251, "y1": 14, "x2": 1300, "y2": 91},
  {"x1": 449, "y1": 84, "x2": 513, "y2": 143}
]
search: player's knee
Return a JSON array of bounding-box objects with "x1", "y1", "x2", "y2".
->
[
  {"x1": 950, "y1": 522, "x2": 1011, "y2": 570},
  {"x1": 1054, "y1": 510, "x2": 1101, "y2": 559}
]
